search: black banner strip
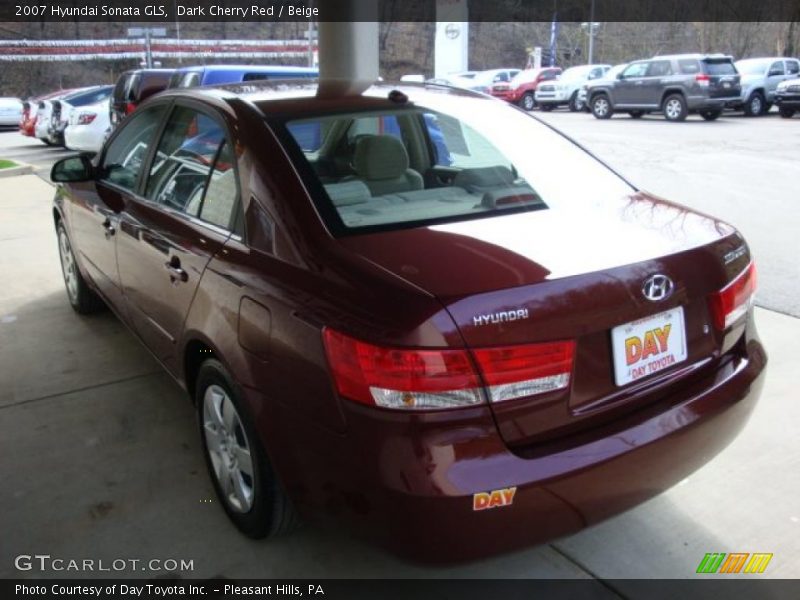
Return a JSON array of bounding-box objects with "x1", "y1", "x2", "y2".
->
[{"x1": 1, "y1": 0, "x2": 800, "y2": 23}]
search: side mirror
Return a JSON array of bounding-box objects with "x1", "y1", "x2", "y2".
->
[
  {"x1": 51, "y1": 155, "x2": 93, "y2": 183},
  {"x1": 617, "y1": 72, "x2": 625, "y2": 80}
]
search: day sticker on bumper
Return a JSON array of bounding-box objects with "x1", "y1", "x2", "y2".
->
[{"x1": 473, "y1": 487, "x2": 517, "y2": 511}]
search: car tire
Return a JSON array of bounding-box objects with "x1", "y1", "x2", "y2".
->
[
  {"x1": 629, "y1": 110, "x2": 645, "y2": 119},
  {"x1": 57, "y1": 221, "x2": 105, "y2": 314},
  {"x1": 197, "y1": 359, "x2": 299, "y2": 539},
  {"x1": 779, "y1": 107, "x2": 796, "y2": 118},
  {"x1": 591, "y1": 94, "x2": 613, "y2": 119},
  {"x1": 662, "y1": 94, "x2": 688, "y2": 122},
  {"x1": 539, "y1": 103, "x2": 554, "y2": 112},
  {"x1": 699, "y1": 109, "x2": 722, "y2": 121},
  {"x1": 568, "y1": 92, "x2": 581, "y2": 112},
  {"x1": 519, "y1": 93, "x2": 535, "y2": 111},
  {"x1": 743, "y1": 91, "x2": 765, "y2": 116}
]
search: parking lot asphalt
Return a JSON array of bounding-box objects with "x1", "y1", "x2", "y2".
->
[
  {"x1": 1, "y1": 113, "x2": 798, "y2": 585},
  {"x1": 0, "y1": 130, "x2": 77, "y2": 178},
  {"x1": 535, "y1": 109, "x2": 800, "y2": 319}
]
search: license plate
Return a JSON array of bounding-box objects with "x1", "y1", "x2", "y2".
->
[
  {"x1": 611, "y1": 307, "x2": 687, "y2": 386},
  {"x1": 723, "y1": 82, "x2": 731, "y2": 88}
]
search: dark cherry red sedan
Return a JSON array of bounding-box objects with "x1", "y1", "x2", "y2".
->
[{"x1": 50, "y1": 81, "x2": 765, "y2": 562}]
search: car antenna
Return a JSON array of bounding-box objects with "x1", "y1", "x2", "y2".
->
[{"x1": 388, "y1": 90, "x2": 409, "y2": 104}]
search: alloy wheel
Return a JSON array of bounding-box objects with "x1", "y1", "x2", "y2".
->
[
  {"x1": 750, "y1": 95, "x2": 763, "y2": 116},
  {"x1": 522, "y1": 94, "x2": 535, "y2": 111},
  {"x1": 58, "y1": 228, "x2": 79, "y2": 303},
  {"x1": 203, "y1": 384, "x2": 255, "y2": 513},
  {"x1": 593, "y1": 97, "x2": 609, "y2": 117},
  {"x1": 665, "y1": 99, "x2": 682, "y2": 120}
]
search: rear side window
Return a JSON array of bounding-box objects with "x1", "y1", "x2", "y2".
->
[
  {"x1": 678, "y1": 59, "x2": 701, "y2": 74},
  {"x1": 769, "y1": 61, "x2": 785, "y2": 76},
  {"x1": 144, "y1": 107, "x2": 238, "y2": 230},
  {"x1": 101, "y1": 104, "x2": 167, "y2": 191},
  {"x1": 646, "y1": 61, "x2": 673, "y2": 77},
  {"x1": 787, "y1": 60, "x2": 800, "y2": 76},
  {"x1": 702, "y1": 60, "x2": 737, "y2": 76}
]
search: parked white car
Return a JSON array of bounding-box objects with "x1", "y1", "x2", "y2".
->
[
  {"x1": 732, "y1": 57, "x2": 800, "y2": 115},
  {"x1": 64, "y1": 98, "x2": 111, "y2": 154},
  {"x1": 50, "y1": 86, "x2": 112, "y2": 146},
  {"x1": 430, "y1": 69, "x2": 522, "y2": 93},
  {"x1": 535, "y1": 64, "x2": 612, "y2": 111},
  {"x1": 0, "y1": 97, "x2": 23, "y2": 127}
]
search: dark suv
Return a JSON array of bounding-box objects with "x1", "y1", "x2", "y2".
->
[
  {"x1": 110, "y1": 68, "x2": 174, "y2": 128},
  {"x1": 588, "y1": 54, "x2": 741, "y2": 121}
]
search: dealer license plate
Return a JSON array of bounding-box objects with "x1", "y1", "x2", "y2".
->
[{"x1": 611, "y1": 307, "x2": 687, "y2": 386}]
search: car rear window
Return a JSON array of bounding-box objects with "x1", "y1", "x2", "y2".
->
[
  {"x1": 276, "y1": 96, "x2": 633, "y2": 235},
  {"x1": 702, "y1": 60, "x2": 737, "y2": 76}
]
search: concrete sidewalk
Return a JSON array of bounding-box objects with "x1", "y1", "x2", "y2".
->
[{"x1": 1, "y1": 174, "x2": 797, "y2": 583}]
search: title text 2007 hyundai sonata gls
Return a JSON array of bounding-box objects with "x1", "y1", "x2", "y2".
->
[{"x1": 51, "y1": 81, "x2": 765, "y2": 562}]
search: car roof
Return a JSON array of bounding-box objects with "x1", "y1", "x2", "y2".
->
[
  {"x1": 154, "y1": 79, "x2": 491, "y2": 119},
  {"x1": 736, "y1": 56, "x2": 793, "y2": 63},
  {"x1": 652, "y1": 53, "x2": 734, "y2": 61},
  {"x1": 172, "y1": 64, "x2": 319, "y2": 75}
]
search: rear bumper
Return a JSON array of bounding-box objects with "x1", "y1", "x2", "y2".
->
[
  {"x1": 250, "y1": 334, "x2": 766, "y2": 563},
  {"x1": 686, "y1": 96, "x2": 733, "y2": 110}
]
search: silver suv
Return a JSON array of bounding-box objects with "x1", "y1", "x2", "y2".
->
[
  {"x1": 733, "y1": 57, "x2": 800, "y2": 116},
  {"x1": 588, "y1": 54, "x2": 741, "y2": 122}
]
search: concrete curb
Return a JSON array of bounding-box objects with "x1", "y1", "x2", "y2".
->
[{"x1": 0, "y1": 162, "x2": 35, "y2": 178}]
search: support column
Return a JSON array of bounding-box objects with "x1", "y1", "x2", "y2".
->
[{"x1": 317, "y1": 18, "x2": 379, "y2": 97}]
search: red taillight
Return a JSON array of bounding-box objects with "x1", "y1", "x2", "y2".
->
[
  {"x1": 696, "y1": 73, "x2": 711, "y2": 87},
  {"x1": 124, "y1": 102, "x2": 136, "y2": 115},
  {"x1": 708, "y1": 262, "x2": 756, "y2": 331},
  {"x1": 322, "y1": 328, "x2": 482, "y2": 410},
  {"x1": 77, "y1": 113, "x2": 97, "y2": 125},
  {"x1": 322, "y1": 328, "x2": 575, "y2": 410},
  {"x1": 472, "y1": 340, "x2": 575, "y2": 403}
]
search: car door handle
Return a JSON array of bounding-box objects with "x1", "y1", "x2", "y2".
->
[
  {"x1": 102, "y1": 217, "x2": 115, "y2": 239},
  {"x1": 165, "y1": 258, "x2": 188, "y2": 283}
]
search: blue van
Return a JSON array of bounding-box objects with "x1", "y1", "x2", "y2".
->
[{"x1": 168, "y1": 65, "x2": 318, "y2": 89}]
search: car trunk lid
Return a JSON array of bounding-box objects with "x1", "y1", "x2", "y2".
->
[{"x1": 338, "y1": 192, "x2": 749, "y2": 448}]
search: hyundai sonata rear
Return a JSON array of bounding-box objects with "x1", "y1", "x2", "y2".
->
[
  {"x1": 52, "y1": 81, "x2": 765, "y2": 562},
  {"x1": 253, "y1": 86, "x2": 766, "y2": 560}
]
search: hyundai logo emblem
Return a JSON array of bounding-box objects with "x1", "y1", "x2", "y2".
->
[
  {"x1": 445, "y1": 23, "x2": 461, "y2": 40},
  {"x1": 642, "y1": 274, "x2": 674, "y2": 302}
]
